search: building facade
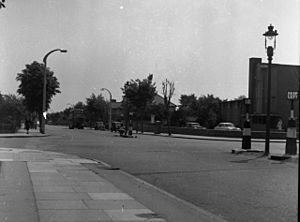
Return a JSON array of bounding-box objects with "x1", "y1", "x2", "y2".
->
[
  {"x1": 249, "y1": 58, "x2": 300, "y2": 130},
  {"x1": 220, "y1": 58, "x2": 300, "y2": 130},
  {"x1": 220, "y1": 99, "x2": 245, "y2": 128}
]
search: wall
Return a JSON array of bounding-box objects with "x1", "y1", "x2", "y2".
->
[
  {"x1": 220, "y1": 99, "x2": 245, "y2": 128},
  {"x1": 249, "y1": 58, "x2": 300, "y2": 129},
  {"x1": 135, "y1": 123, "x2": 287, "y2": 139}
]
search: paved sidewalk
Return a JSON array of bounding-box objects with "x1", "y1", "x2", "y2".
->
[
  {"x1": 0, "y1": 128, "x2": 48, "y2": 138},
  {"x1": 0, "y1": 148, "x2": 168, "y2": 222}
]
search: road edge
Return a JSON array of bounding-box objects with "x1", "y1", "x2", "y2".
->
[{"x1": 88, "y1": 159, "x2": 229, "y2": 222}]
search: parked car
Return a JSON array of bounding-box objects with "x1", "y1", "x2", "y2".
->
[
  {"x1": 95, "y1": 121, "x2": 105, "y2": 130},
  {"x1": 186, "y1": 122, "x2": 206, "y2": 129},
  {"x1": 214, "y1": 122, "x2": 241, "y2": 131}
]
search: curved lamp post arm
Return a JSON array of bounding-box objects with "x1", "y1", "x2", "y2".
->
[
  {"x1": 43, "y1": 49, "x2": 68, "y2": 64},
  {"x1": 101, "y1": 88, "x2": 112, "y2": 101}
]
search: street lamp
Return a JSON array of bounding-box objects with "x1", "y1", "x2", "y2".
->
[
  {"x1": 101, "y1": 88, "x2": 112, "y2": 131},
  {"x1": 263, "y1": 24, "x2": 278, "y2": 155},
  {"x1": 41, "y1": 48, "x2": 67, "y2": 134}
]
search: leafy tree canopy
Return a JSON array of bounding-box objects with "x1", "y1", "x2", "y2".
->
[
  {"x1": 85, "y1": 93, "x2": 107, "y2": 124},
  {"x1": 235, "y1": 95, "x2": 247, "y2": 100},
  {"x1": 0, "y1": 92, "x2": 24, "y2": 124},
  {"x1": 16, "y1": 61, "x2": 60, "y2": 114},
  {"x1": 177, "y1": 94, "x2": 222, "y2": 128},
  {"x1": 122, "y1": 74, "x2": 156, "y2": 110},
  {"x1": 196, "y1": 94, "x2": 222, "y2": 128}
]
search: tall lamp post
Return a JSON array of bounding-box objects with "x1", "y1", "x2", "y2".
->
[
  {"x1": 101, "y1": 88, "x2": 112, "y2": 131},
  {"x1": 263, "y1": 24, "x2": 278, "y2": 155},
  {"x1": 41, "y1": 48, "x2": 67, "y2": 134}
]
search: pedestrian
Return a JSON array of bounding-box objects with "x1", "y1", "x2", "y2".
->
[{"x1": 25, "y1": 119, "x2": 30, "y2": 134}]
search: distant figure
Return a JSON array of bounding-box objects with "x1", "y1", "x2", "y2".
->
[
  {"x1": 25, "y1": 119, "x2": 30, "y2": 134},
  {"x1": 277, "y1": 119, "x2": 283, "y2": 130}
]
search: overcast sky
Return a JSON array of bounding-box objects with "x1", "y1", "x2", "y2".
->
[{"x1": 0, "y1": 0, "x2": 299, "y2": 112}]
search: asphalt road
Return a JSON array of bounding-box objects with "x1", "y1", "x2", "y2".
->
[{"x1": 0, "y1": 125, "x2": 297, "y2": 222}]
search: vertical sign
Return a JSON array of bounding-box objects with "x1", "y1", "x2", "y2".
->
[{"x1": 287, "y1": 91, "x2": 298, "y2": 100}]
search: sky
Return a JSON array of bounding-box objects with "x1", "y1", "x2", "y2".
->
[{"x1": 0, "y1": 0, "x2": 299, "y2": 112}]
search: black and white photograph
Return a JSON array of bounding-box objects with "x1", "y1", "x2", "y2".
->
[{"x1": 0, "y1": 0, "x2": 299, "y2": 221}]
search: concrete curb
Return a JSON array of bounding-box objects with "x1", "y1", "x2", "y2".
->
[
  {"x1": 0, "y1": 148, "x2": 169, "y2": 222},
  {"x1": 0, "y1": 133, "x2": 49, "y2": 138},
  {"x1": 140, "y1": 132, "x2": 286, "y2": 143},
  {"x1": 90, "y1": 158, "x2": 229, "y2": 222},
  {"x1": 0, "y1": 129, "x2": 49, "y2": 138}
]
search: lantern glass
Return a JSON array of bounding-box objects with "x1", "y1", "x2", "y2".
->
[
  {"x1": 263, "y1": 24, "x2": 278, "y2": 50},
  {"x1": 265, "y1": 35, "x2": 276, "y2": 49}
]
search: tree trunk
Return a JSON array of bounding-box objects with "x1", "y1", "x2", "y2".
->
[{"x1": 167, "y1": 112, "x2": 171, "y2": 136}]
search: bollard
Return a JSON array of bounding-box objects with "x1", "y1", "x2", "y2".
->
[
  {"x1": 285, "y1": 118, "x2": 297, "y2": 155},
  {"x1": 242, "y1": 120, "x2": 251, "y2": 150}
]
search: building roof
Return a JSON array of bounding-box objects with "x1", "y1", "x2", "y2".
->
[
  {"x1": 152, "y1": 94, "x2": 177, "y2": 107},
  {"x1": 111, "y1": 94, "x2": 177, "y2": 110}
]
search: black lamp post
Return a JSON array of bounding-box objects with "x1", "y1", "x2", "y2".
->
[
  {"x1": 101, "y1": 88, "x2": 112, "y2": 131},
  {"x1": 41, "y1": 48, "x2": 67, "y2": 134},
  {"x1": 263, "y1": 24, "x2": 278, "y2": 155}
]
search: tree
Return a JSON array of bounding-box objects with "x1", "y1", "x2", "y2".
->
[
  {"x1": 162, "y1": 79, "x2": 175, "y2": 136},
  {"x1": 85, "y1": 93, "x2": 107, "y2": 127},
  {"x1": 0, "y1": 93, "x2": 25, "y2": 128},
  {"x1": 122, "y1": 74, "x2": 156, "y2": 133},
  {"x1": 177, "y1": 94, "x2": 198, "y2": 123},
  {"x1": 179, "y1": 94, "x2": 197, "y2": 108},
  {"x1": 235, "y1": 95, "x2": 247, "y2": 100},
  {"x1": 16, "y1": 61, "x2": 60, "y2": 131},
  {"x1": 176, "y1": 94, "x2": 222, "y2": 128},
  {"x1": 196, "y1": 94, "x2": 222, "y2": 128}
]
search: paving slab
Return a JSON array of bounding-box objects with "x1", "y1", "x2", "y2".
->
[
  {"x1": 88, "y1": 192, "x2": 134, "y2": 200},
  {"x1": 83, "y1": 199, "x2": 146, "y2": 210},
  {"x1": 35, "y1": 192, "x2": 92, "y2": 200},
  {"x1": 104, "y1": 209, "x2": 158, "y2": 221},
  {"x1": 37, "y1": 200, "x2": 88, "y2": 210},
  {"x1": 0, "y1": 161, "x2": 39, "y2": 222},
  {"x1": 0, "y1": 148, "x2": 169, "y2": 222},
  {"x1": 73, "y1": 184, "x2": 121, "y2": 193},
  {"x1": 39, "y1": 209, "x2": 112, "y2": 222}
]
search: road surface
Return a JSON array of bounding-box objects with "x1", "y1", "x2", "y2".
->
[{"x1": 0, "y1": 125, "x2": 297, "y2": 222}]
